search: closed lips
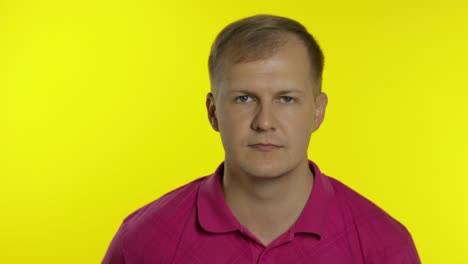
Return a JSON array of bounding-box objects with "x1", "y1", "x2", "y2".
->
[{"x1": 249, "y1": 144, "x2": 283, "y2": 151}]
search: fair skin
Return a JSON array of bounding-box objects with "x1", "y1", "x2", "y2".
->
[{"x1": 206, "y1": 35, "x2": 328, "y2": 246}]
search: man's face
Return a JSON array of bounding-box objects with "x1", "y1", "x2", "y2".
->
[{"x1": 207, "y1": 36, "x2": 328, "y2": 179}]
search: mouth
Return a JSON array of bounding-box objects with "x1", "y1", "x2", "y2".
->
[{"x1": 248, "y1": 143, "x2": 282, "y2": 152}]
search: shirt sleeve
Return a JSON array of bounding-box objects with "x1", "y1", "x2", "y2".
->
[
  {"x1": 102, "y1": 225, "x2": 127, "y2": 264},
  {"x1": 370, "y1": 235, "x2": 421, "y2": 264}
]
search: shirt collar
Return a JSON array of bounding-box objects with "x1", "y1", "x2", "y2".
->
[
  {"x1": 196, "y1": 160, "x2": 335, "y2": 237},
  {"x1": 197, "y1": 163, "x2": 240, "y2": 233},
  {"x1": 292, "y1": 160, "x2": 335, "y2": 237}
]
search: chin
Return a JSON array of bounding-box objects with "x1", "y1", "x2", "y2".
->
[{"x1": 240, "y1": 160, "x2": 288, "y2": 179}]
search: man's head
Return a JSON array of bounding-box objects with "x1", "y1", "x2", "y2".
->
[{"x1": 206, "y1": 14, "x2": 328, "y2": 179}]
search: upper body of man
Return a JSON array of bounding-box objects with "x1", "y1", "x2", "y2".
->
[{"x1": 103, "y1": 14, "x2": 420, "y2": 263}]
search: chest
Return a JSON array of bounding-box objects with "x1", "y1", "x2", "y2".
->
[{"x1": 161, "y1": 231, "x2": 365, "y2": 264}]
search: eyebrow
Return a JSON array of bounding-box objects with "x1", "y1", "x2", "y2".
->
[{"x1": 229, "y1": 89, "x2": 305, "y2": 96}]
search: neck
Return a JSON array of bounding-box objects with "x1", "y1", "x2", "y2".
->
[{"x1": 221, "y1": 159, "x2": 314, "y2": 245}]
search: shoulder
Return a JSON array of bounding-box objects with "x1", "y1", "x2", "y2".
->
[
  {"x1": 124, "y1": 177, "x2": 206, "y2": 225},
  {"x1": 326, "y1": 176, "x2": 420, "y2": 262},
  {"x1": 102, "y1": 176, "x2": 208, "y2": 263},
  {"x1": 121, "y1": 176, "x2": 206, "y2": 238}
]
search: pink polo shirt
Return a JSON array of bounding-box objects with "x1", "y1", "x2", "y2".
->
[{"x1": 103, "y1": 161, "x2": 420, "y2": 263}]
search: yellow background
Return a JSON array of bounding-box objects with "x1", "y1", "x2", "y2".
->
[{"x1": 1, "y1": 0, "x2": 467, "y2": 263}]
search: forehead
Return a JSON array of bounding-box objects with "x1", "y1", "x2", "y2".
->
[{"x1": 222, "y1": 38, "x2": 314, "y2": 93}]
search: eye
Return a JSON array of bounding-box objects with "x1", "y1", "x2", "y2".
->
[
  {"x1": 279, "y1": 96, "x2": 295, "y2": 103},
  {"x1": 235, "y1": 95, "x2": 254, "y2": 103}
]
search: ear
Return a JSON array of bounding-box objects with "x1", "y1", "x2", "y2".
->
[
  {"x1": 206, "y1": 93, "x2": 219, "y2": 132},
  {"x1": 312, "y1": 92, "x2": 328, "y2": 132}
]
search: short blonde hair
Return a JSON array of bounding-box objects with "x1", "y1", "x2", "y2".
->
[{"x1": 208, "y1": 14, "x2": 325, "y2": 96}]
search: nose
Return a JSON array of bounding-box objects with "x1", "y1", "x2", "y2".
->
[{"x1": 251, "y1": 102, "x2": 276, "y2": 132}]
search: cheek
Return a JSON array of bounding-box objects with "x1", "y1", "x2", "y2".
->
[
  {"x1": 217, "y1": 108, "x2": 251, "y2": 144},
  {"x1": 218, "y1": 104, "x2": 254, "y2": 127},
  {"x1": 292, "y1": 120, "x2": 313, "y2": 139},
  {"x1": 285, "y1": 110, "x2": 315, "y2": 141}
]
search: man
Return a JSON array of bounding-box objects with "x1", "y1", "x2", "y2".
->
[{"x1": 103, "y1": 14, "x2": 420, "y2": 263}]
